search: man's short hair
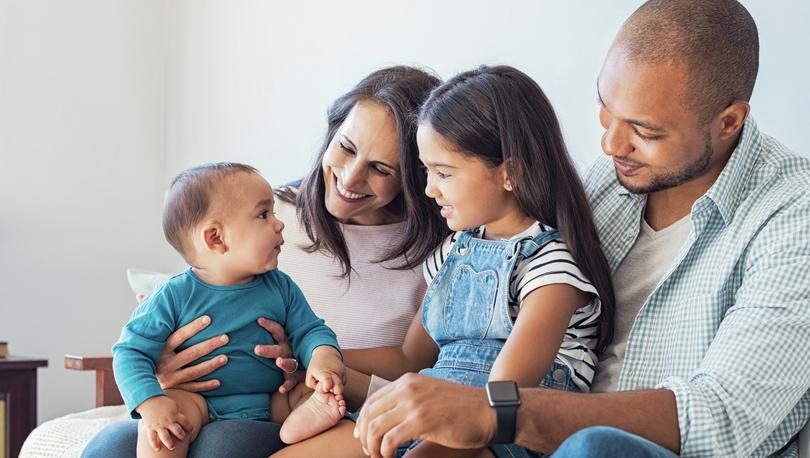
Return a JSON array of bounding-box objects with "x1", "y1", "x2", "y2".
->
[
  {"x1": 163, "y1": 162, "x2": 258, "y2": 258},
  {"x1": 618, "y1": 0, "x2": 759, "y2": 123}
]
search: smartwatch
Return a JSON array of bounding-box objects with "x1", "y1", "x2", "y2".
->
[{"x1": 486, "y1": 380, "x2": 521, "y2": 444}]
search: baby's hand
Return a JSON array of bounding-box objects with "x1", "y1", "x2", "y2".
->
[
  {"x1": 135, "y1": 395, "x2": 194, "y2": 451},
  {"x1": 305, "y1": 346, "x2": 345, "y2": 395}
]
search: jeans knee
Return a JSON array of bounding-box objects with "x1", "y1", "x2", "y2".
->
[{"x1": 553, "y1": 426, "x2": 626, "y2": 458}]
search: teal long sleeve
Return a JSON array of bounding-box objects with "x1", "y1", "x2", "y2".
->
[{"x1": 112, "y1": 269, "x2": 340, "y2": 419}]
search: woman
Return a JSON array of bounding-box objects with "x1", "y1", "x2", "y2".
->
[{"x1": 81, "y1": 65, "x2": 449, "y2": 458}]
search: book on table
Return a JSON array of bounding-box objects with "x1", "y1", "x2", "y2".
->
[{"x1": 0, "y1": 391, "x2": 6, "y2": 458}]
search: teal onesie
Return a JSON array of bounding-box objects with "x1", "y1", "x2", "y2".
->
[{"x1": 112, "y1": 268, "x2": 340, "y2": 420}]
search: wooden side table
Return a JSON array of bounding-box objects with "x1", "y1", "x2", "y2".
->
[{"x1": 0, "y1": 356, "x2": 48, "y2": 458}]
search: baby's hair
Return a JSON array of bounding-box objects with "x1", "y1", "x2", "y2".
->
[
  {"x1": 420, "y1": 66, "x2": 616, "y2": 352},
  {"x1": 163, "y1": 162, "x2": 259, "y2": 259}
]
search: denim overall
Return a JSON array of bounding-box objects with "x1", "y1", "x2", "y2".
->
[{"x1": 397, "y1": 228, "x2": 579, "y2": 458}]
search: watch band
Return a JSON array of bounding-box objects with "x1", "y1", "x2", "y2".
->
[
  {"x1": 487, "y1": 380, "x2": 521, "y2": 444},
  {"x1": 492, "y1": 403, "x2": 518, "y2": 443}
]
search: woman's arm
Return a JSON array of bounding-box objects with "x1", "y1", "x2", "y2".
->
[
  {"x1": 489, "y1": 284, "x2": 590, "y2": 386},
  {"x1": 342, "y1": 304, "x2": 439, "y2": 381}
]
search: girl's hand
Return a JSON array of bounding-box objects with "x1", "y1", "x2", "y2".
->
[
  {"x1": 254, "y1": 318, "x2": 306, "y2": 393},
  {"x1": 136, "y1": 396, "x2": 194, "y2": 451},
  {"x1": 155, "y1": 315, "x2": 229, "y2": 392}
]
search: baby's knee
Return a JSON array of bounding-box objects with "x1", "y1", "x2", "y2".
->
[{"x1": 164, "y1": 389, "x2": 208, "y2": 429}]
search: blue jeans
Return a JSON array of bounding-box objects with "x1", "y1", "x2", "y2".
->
[
  {"x1": 551, "y1": 426, "x2": 678, "y2": 458},
  {"x1": 81, "y1": 419, "x2": 285, "y2": 458}
]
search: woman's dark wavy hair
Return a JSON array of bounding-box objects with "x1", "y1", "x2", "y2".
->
[
  {"x1": 277, "y1": 66, "x2": 450, "y2": 277},
  {"x1": 419, "y1": 65, "x2": 615, "y2": 352}
]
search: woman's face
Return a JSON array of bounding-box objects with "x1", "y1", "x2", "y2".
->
[{"x1": 321, "y1": 99, "x2": 403, "y2": 225}]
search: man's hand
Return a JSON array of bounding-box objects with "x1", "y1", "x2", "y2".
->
[
  {"x1": 135, "y1": 396, "x2": 194, "y2": 451},
  {"x1": 354, "y1": 373, "x2": 496, "y2": 458}
]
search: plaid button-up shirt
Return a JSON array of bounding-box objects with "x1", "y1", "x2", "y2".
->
[{"x1": 584, "y1": 117, "x2": 810, "y2": 457}]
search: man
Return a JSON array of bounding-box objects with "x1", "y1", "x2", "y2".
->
[{"x1": 354, "y1": 1, "x2": 810, "y2": 456}]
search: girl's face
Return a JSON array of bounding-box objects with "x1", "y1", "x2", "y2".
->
[
  {"x1": 417, "y1": 122, "x2": 529, "y2": 238},
  {"x1": 321, "y1": 100, "x2": 403, "y2": 226}
]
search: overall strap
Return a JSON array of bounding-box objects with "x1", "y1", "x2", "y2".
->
[
  {"x1": 515, "y1": 228, "x2": 560, "y2": 259},
  {"x1": 452, "y1": 229, "x2": 476, "y2": 253}
]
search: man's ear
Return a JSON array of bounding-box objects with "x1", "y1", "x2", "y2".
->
[
  {"x1": 716, "y1": 100, "x2": 750, "y2": 141},
  {"x1": 200, "y1": 223, "x2": 227, "y2": 254}
]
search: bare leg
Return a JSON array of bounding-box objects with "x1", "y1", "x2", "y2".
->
[
  {"x1": 270, "y1": 420, "x2": 364, "y2": 458},
  {"x1": 406, "y1": 441, "x2": 495, "y2": 458},
  {"x1": 136, "y1": 389, "x2": 208, "y2": 457},
  {"x1": 273, "y1": 383, "x2": 346, "y2": 444},
  {"x1": 269, "y1": 381, "x2": 313, "y2": 421}
]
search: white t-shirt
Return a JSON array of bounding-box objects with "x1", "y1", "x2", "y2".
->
[
  {"x1": 590, "y1": 213, "x2": 692, "y2": 393},
  {"x1": 275, "y1": 197, "x2": 425, "y2": 349},
  {"x1": 423, "y1": 222, "x2": 601, "y2": 392}
]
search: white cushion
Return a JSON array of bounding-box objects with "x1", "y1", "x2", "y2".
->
[
  {"x1": 126, "y1": 268, "x2": 170, "y2": 297},
  {"x1": 20, "y1": 405, "x2": 128, "y2": 458}
]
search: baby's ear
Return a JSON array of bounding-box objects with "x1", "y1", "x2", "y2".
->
[{"x1": 201, "y1": 223, "x2": 227, "y2": 254}]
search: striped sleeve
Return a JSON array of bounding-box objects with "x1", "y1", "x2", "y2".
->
[
  {"x1": 511, "y1": 237, "x2": 599, "y2": 304},
  {"x1": 423, "y1": 232, "x2": 460, "y2": 283}
]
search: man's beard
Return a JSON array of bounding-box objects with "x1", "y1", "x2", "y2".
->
[{"x1": 618, "y1": 135, "x2": 714, "y2": 195}]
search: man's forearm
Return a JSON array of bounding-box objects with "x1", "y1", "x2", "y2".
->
[{"x1": 515, "y1": 388, "x2": 680, "y2": 454}]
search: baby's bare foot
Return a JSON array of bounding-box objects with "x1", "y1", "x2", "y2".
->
[{"x1": 279, "y1": 390, "x2": 347, "y2": 444}]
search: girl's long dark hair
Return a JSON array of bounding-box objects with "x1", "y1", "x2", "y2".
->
[
  {"x1": 419, "y1": 65, "x2": 615, "y2": 352},
  {"x1": 277, "y1": 66, "x2": 450, "y2": 277}
]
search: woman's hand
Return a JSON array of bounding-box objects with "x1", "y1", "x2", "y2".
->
[
  {"x1": 254, "y1": 317, "x2": 306, "y2": 393},
  {"x1": 155, "y1": 315, "x2": 230, "y2": 392}
]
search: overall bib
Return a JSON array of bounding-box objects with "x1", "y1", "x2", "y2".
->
[{"x1": 397, "y1": 228, "x2": 579, "y2": 457}]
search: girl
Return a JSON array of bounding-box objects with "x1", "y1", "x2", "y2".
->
[{"x1": 273, "y1": 65, "x2": 614, "y2": 458}]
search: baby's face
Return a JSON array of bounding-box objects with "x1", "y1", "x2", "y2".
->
[{"x1": 220, "y1": 172, "x2": 285, "y2": 275}]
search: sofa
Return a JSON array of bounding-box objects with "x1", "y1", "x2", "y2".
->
[{"x1": 20, "y1": 354, "x2": 810, "y2": 457}]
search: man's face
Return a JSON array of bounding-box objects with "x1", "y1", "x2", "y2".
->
[{"x1": 596, "y1": 48, "x2": 717, "y2": 194}]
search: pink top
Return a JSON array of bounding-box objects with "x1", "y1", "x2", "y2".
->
[{"x1": 275, "y1": 197, "x2": 425, "y2": 349}]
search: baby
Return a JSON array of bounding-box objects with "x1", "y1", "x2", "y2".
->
[{"x1": 113, "y1": 163, "x2": 346, "y2": 456}]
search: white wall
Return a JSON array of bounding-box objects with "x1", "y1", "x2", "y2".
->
[
  {"x1": 1, "y1": 0, "x2": 808, "y2": 424},
  {"x1": 0, "y1": 0, "x2": 174, "y2": 422},
  {"x1": 164, "y1": 0, "x2": 810, "y2": 185}
]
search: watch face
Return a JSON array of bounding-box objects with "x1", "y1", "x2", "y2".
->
[{"x1": 487, "y1": 381, "x2": 519, "y2": 404}]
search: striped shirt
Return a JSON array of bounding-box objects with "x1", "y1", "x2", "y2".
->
[
  {"x1": 585, "y1": 116, "x2": 810, "y2": 457},
  {"x1": 423, "y1": 223, "x2": 601, "y2": 392}
]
